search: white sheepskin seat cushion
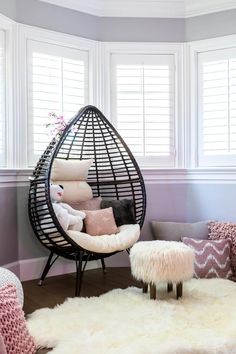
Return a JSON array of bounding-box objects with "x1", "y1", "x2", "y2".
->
[
  {"x1": 67, "y1": 224, "x2": 140, "y2": 253},
  {"x1": 130, "y1": 240, "x2": 195, "y2": 284}
]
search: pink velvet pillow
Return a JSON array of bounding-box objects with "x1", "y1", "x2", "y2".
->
[
  {"x1": 208, "y1": 221, "x2": 236, "y2": 277},
  {"x1": 84, "y1": 207, "x2": 118, "y2": 236},
  {"x1": 182, "y1": 237, "x2": 233, "y2": 279},
  {"x1": 0, "y1": 284, "x2": 36, "y2": 354}
]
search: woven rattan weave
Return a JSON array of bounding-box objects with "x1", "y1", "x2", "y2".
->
[{"x1": 28, "y1": 105, "x2": 146, "y2": 295}]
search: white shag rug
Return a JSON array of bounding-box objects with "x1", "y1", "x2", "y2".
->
[{"x1": 27, "y1": 279, "x2": 236, "y2": 354}]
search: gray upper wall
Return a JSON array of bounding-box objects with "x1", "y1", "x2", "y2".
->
[
  {"x1": 16, "y1": 0, "x2": 184, "y2": 42},
  {"x1": 99, "y1": 17, "x2": 184, "y2": 42},
  {"x1": 16, "y1": 0, "x2": 101, "y2": 41},
  {"x1": 0, "y1": 0, "x2": 16, "y2": 20},
  {"x1": 0, "y1": 0, "x2": 236, "y2": 42},
  {"x1": 185, "y1": 9, "x2": 236, "y2": 42}
]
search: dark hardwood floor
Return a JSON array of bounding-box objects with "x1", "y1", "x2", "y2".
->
[{"x1": 23, "y1": 267, "x2": 140, "y2": 354}]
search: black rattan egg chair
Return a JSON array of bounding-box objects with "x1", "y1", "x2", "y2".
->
[{"x1": 28, "y1": 105, "x2": 146, "y2": 296}]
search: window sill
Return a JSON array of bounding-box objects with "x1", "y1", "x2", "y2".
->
[
  {"x1": 0, "y1": 169, "x2": 33, "y2": 186},
  {"x1": 0, "y1": 167, "x2": 236, "y2": 186},
  {"x1": 142, "y1": 168, "x2": 236, "y2": 183}
]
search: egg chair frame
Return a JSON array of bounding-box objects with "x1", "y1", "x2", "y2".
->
[{"x1": 28, "y1": 105, "x2": 146, "y2": 296}]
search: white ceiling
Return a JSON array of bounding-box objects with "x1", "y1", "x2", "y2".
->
[{"x1": 39, "y1": 0, "x2": 236, "y2": 18}]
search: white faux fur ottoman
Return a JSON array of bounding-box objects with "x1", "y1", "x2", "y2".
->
[{"x1": 130, "y1": 240, "x2": 195, "y2": 300}]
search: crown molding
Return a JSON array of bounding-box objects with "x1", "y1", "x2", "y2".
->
[
  {"x1": 39, "y1": 0, "x2": 185, "y2": 18},
  {"x1": 185, "y1": 0, "x2": 236, "y2": 18},
  {"x1": 39, "y1": 0, "x2": 236, "y2": 18},
  {"x1": 39, "y1": 0, "x2": 102, "y2": 17}
]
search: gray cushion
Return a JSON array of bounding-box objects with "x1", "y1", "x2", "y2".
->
[{"x1": 150, "y1": 221, "x2": 209, "y2": 242}]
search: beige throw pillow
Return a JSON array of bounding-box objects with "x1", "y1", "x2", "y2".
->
[
  {"x1": 55, "y1": 181, "x2": 93, "y2": 204},
  {"x1": 51, "y1": 158, "x2": 93, "y2": 181}
]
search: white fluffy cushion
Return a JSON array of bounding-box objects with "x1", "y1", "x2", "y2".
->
[
  {"x1": 54, "y1": 180, "x2": 93, "y2": 204},
  {"x1": 51, "y1": 159, "x2": 93, "y2": 181},
  {"x1": 67, "y1": 224, "x2": 140, "y2": 253}
]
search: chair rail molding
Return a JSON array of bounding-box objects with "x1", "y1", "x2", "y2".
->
[
  {"x1": 0, "y1": 169, "x2": 32, "y2": 187},
  {"x1": 142, "y1": 168, "x2": 236, "y2": 184},
  {"x1": 1, "y1": 168, "x2": 236, "y2": 186}
]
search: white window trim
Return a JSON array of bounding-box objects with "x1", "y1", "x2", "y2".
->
[
  {"x1": 0, "y1": 14, "x2": 15, "y2": 168},
  {"x1": 1, "y1": 18, "x2": 236, "y2": 183},
  {"x1": 187, "y1": 33, "x2": 236, "y2": 169},
  {"x1": 101, "y1": 42, "x2": 185, "y2": 169},
  {"x1": 17, "y1": 24, "x2": 99, "y2": 168}
]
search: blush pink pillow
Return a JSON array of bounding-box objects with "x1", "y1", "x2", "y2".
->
[
  {"x1": 208, "y1": 221, "x2": 236, "y2": 277},
  {"x1": 84, "y1": 207, "x2": 118, "y2": 236},
  {"x1": 182, "y1": 237, "x2": 233, "y2": 279},
  {"x1": 0, "y1": 284, "x2": 36, "y2": 354}
]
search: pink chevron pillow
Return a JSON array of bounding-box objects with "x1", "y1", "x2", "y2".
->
[
  {"x1": 182, "y1": 237, "x2": 233, "y2": 279},
  {"x1": 208, "y1": 221, "x2": 236, "y2": 277}
]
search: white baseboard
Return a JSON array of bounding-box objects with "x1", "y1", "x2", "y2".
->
[
  {"x1": 3, "y1": 261, "x2": 20, "y2": 277},
  {"x1": 3, "y1": 257, "x2": 100, "y2": 282}
]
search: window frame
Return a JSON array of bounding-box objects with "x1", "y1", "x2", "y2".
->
[
  {"x1": 102, "y1": 42, "x2": 184, "y2": 169},
  {"x1": 2, "y1": 19, "x2": 236, "y2": 184},
  {"x1": 17, "y1": 24, "x2": 98, "y2": 168},
  {"x1": 110, "y1": 53, "x2": 176, "y2": 168},
  {"x1": 188, "y1": 34, "x2": 236, "y2": 169},
  {"x1": 0, "y1": 14, "x2": 15, "y2": 169},
  {"x1": 26, "y1": 38, "x2": 90, "y2": 167}
]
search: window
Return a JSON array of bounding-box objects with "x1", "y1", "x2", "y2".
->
[
  {"x1": 0, "y1": 29, "x2": 5, "y2": 167},
  {"x1": 27, "y1": 40, "x2": 89, "y2": 166},
  {"x1": 111, "y1": 54, "x2": 176, "y2": 168},
  {"x1": 198, "y1": 48, "x2": 236, "y2": 167}
]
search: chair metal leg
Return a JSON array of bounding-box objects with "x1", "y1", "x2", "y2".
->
[
  {"x1": 176, "y1": 282, "x2": 183, "y2": 299},
  {"x1": 101, "y1": 258, "x2": 107, "y2": 274},
  {"x1": 75, "y1": 251, "x2": 84, "y2": 297},
  {"x1": 167, "y1": 282, "x2": 173, "y2": 293},
  {"x1": 143, "y1": 282, "x2": 148, "y2": 293},
  {"x1": 38, "y1": 251, "x2": 58, "y2": 286},
  {"x1": 150, "y1": 283, "x2": 156, "y2": 300}
]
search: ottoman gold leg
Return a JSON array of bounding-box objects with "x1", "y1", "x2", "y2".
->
[
  {"x1": 176, "y1": 282, "x2": 183, "y2": 299},
  {"x1": 167, "y1": 282, "x2": 173, "y2": 293},
  {"x1": 150, "y1": 283, "x2": 156, "y2": 300},
  {"x1": 143, "y1": 282, "x2": 148, "y2": 293}
]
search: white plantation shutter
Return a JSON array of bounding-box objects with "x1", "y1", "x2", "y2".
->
[
  {"x1": 27, "y1": 40, "x2": 89, "y2": 166},
  {"x1": 111, "y1": 54, "x2": 175, "y2": 167},
  {"x1": 198, "y1": 48, "x2": 236, "y2": 167},
  {"x1": 0, "y1": 30, "x2": 6, "y2": 167}
]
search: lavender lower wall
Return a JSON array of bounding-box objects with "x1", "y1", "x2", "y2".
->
[
  {"x1": 141, "y1": 182, "x2": 236, "y2": 240},
  {"x1": 2, "y1": 181, "x2": 236, "y2": 270},
  {"x1": 0, "y1": 186, "x2": 18, "y2": 266},
  {"x1": 17, "y1": 186, "x2": 48, "y2": 261},
  {"x1": 108, "y1": 182, "x2": 236, "y2": 266}
]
